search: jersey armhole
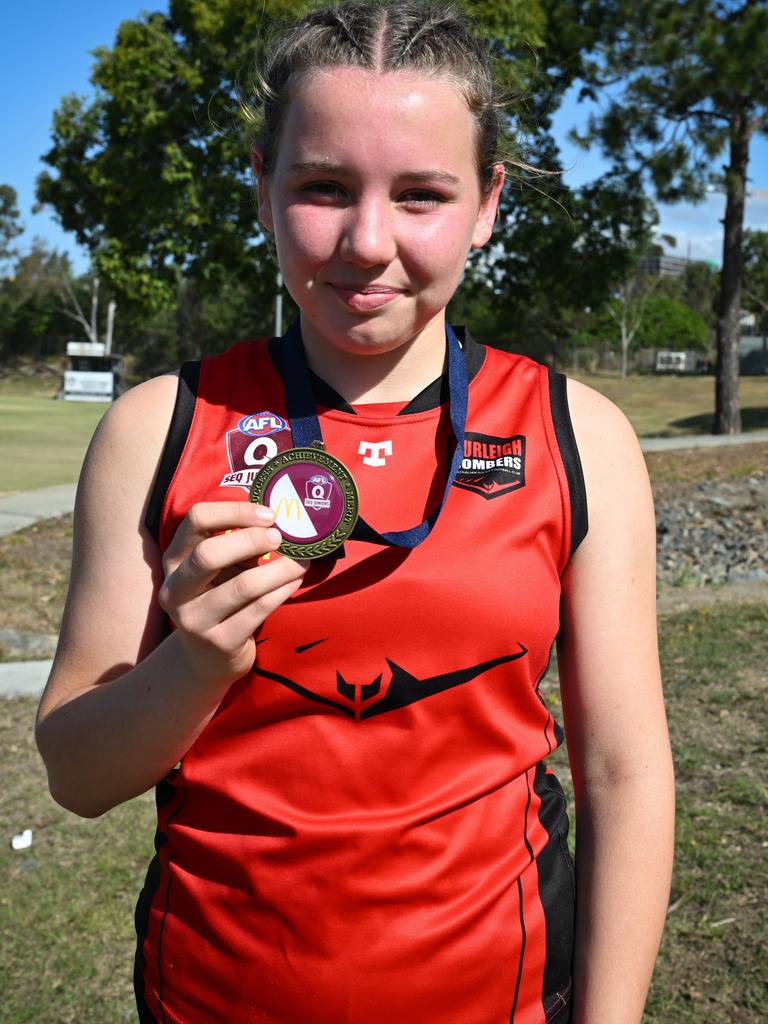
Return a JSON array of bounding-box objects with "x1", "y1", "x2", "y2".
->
[
  {"x1": 547, "y1": 369, "x2": 588, "y2": 558},
  {"x1": 144, "y1": 360, "x2": 200, "y2": 543}
]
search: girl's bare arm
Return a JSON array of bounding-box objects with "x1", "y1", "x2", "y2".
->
[{"x1": 558, "y1": 379, "x2": 675, "y2": 1023}]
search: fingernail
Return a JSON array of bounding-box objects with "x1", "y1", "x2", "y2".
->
[
  {"x1": 266, "y1": 527, "x2": 282, "y2": 547},
  {"x1": 253, "y1": 506, "x2": 276, "y2": 524}
]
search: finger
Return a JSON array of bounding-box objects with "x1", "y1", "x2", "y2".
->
[
  {"x1": 163, "y1": 525, "x2": 283, "y2": 606},
  {"x1": 209, "y1": 575, "x2": 306, "y2": 652},
  {"x1": 164, "y1": 502, "x2": 275, "y2": 568},
  {"x1": 166, "y1": 552, "x2": 307, "y2": 633}
]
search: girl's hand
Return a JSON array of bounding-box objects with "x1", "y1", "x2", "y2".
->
[{"x1": 159, "y1": 501, "x2": 307, "y2": 685}]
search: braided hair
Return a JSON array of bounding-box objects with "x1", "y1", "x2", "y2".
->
[{"x1": 242, "y1": 1, "x2": 507, "y2": 198}]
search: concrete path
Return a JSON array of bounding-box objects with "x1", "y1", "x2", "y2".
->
[
  {"x1": 640, "y1": 429, "x2": 768, "y2": 452},
  {"x1": 0, "y1": 483, "x2": 78, "y2": 537},
  {"x1": 1, "y1": 429, "x2": 767, "y2": 699},
  {"x1": 0, "y1": 660, "x2": 51, "y2": 698}
]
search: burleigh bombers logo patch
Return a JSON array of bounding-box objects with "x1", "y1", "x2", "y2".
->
[
  {"x1": 454, "y1": 432, "x2": 526, "y2": 500},
  {"x1": 220, "y1": 411, "x2": 292, "y2": 492}
]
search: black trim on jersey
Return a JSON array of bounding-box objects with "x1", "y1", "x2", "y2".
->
[
  {"x1": 134, "y1": 778, "x2": 181, "y2": 1023},
  {"x1": 268, "y1": 326, "x2": 486, "y2": 414},
  {"x1": 144, "y1": 362, "x2": 200, "y2": 544},
  {"x1": 547, "y1": 370, "x2": 588, "y2": 558},
  {"x1": 532, "y1": 763, "x2": 575, "y2": 1023}
]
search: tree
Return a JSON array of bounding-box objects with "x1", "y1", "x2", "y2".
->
[
  {"x1": 633, "y1": 295, "x2": 709, "y2": 351},
  {"x1": 742, "y1": 228, "x2": 768, "y2": 373},
  {"x1": 0, "y1": 241, "x2": 78, "y2": 361},
  {"x1": 607, "y1": 274, "x2": 659, "y2": 378},
  {"x1": 0, "y1": 185, "x2": 23, "y2": 270},
  {"x1": 679, "y1": 259, "x2": 720, "y2": 330},
  {"x1": 55, "y1": 274, "x2": 117, "y2": 352},
  {"x1": 34, "y1": 0, "x2": 661, "y2": 373},
  {"x1": 35, "y1": 1, "x2": 316, "y2": 313},
  {"x1": 462, "y1": 1, "x2": 662, "y2": 362},
  {"x1": 450, "y1": 169, "x2": 657, "y2": 363},
  {"x1": 575, "y1": 0, "x2": 768, "y2": 432},
  {"x1": 742, "y1": 229, "x2": 768, "y2": 321}
]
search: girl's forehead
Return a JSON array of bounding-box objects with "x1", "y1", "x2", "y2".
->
[{"x1": 278, "y1": 67, "x2": 476, "y2": 161}]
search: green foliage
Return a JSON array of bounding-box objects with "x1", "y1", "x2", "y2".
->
[
  {"x1": 128, "y1": 273, "x2": 297, "y2": 376},
  {"x1": 0, "y1": 184, "x2": 24, "y2": 269},
  {"x1": 576, "y1": 0, "x2": 768, "y2": 202},
  {"x1": 35, "y1": 3, "x2": 301, "y2": 313},
  {"x1": 0, "y1": 243, "x2": 81, "y2": 361},
  {"x1": 679, "y1": 260, "x2": 719, "y2": 329},
  {"x1": 742, "y1": 229, "x2": 768, "y2": 328},
  {"x1": 633, "y1": 295, "x2": 709, "y2": 351}
]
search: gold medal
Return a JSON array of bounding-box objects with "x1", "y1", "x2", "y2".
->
[{"x1": 249, "y1": 442, "x2": 359, "y2": 559}]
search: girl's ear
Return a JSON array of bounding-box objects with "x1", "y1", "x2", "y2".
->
[
  {"x1": 251, "y1": 145, "x2": 274, "y2": 232},
  {"x1": 471, "y1": 163, "x2": 505, "y2": 250}
]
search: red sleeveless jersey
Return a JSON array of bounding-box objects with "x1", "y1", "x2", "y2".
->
[{"x1": 135, "y1": 332, "x2": 585, "y2": 1024}]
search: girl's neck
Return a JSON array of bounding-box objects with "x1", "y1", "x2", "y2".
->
[{"x1": 299, "y1": 315, "x2": 448, "y2": 405}]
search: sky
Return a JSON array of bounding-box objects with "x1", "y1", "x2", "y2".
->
[{"x1": 2, "y1": 0, "x2": 766, "y2": 275}]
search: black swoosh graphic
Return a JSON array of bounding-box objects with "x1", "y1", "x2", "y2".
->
[{"x1": 251, "y1": 644, "x2": 528, "y2": 720}]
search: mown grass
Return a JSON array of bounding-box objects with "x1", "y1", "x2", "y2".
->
[
  {"x1": 0, "y1": 696, "x2": 155, "y2": 1023},
  {"x1": 0, "y1": 396, "x2": 104, "y2": 494},
  {"x1": 571, "y1": 371, "x2": 768, "y2": 438}
]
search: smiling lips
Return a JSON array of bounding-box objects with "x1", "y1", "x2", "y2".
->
[{"x1": 330, "y1": 283, "x2": 407, "y2": 312}]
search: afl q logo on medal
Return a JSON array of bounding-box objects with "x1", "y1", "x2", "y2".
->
[{"x1": 249, "y1": 445, "x2": 359, "y2": 559}]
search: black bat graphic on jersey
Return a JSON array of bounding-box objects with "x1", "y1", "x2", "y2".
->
[{"x1": 252, "y1": 645, "x2": 528, "y2": 720}]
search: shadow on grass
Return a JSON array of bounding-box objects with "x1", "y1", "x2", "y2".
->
[{"x1": 670, "y1": 405, "x2": 768, "y2": 433}]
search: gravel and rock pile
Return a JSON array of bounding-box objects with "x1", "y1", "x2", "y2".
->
[{"x1": 655, "y1": 474, "x2": 767, "y2": 587}]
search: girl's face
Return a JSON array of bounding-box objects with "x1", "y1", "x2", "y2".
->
[{"x1": 254, "y1": 67, "x2": 503, "y2": 363}]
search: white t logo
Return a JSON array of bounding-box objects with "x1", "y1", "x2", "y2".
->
[{"x1": 358, "y1": 440, "x2": 393, "y2": 467}]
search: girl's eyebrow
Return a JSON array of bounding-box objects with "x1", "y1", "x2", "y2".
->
[{"x1": 288, "y1": 161, "x2": 461, "y2": 186}]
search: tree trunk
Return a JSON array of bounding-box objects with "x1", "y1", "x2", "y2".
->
[{"x1": 714, "y1": 114, "x2": 750, "y2": 434}]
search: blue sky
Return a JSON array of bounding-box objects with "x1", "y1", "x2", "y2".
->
[{"x1": 2, "y1": 0, "x2": 766, "y2": 274}]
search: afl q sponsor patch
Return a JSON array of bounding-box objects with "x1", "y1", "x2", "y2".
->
[
  {"x1": 220, "y1": 412, "x2": 292, "y2": 492},
  {"x1": 454, "y1": 432, "x2": 526, "y2": 500}
]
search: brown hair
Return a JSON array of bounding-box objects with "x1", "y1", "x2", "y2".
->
[{"x1": 240, "y1": 0, "x2": 513, "y2": 198}]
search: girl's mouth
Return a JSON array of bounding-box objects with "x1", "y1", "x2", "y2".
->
[{"x1": 329, "y1": 284, "x2": 406, "y2": 312}]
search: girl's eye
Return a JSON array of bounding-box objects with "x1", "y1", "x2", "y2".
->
[
  {"x1": 301, "y1": 181, "x2": 346, "y2": 199},
  {"x1": 399, "y1": 190, "x2": 446, "y2": 209}
]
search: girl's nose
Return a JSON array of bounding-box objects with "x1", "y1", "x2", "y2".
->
[{"x1": 338, "y1": 196, "x2": 397, "y2": 268}]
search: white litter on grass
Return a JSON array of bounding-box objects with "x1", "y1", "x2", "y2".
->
[{"x1": 11, "y1": 828, "x2": 33, "y2": 851}]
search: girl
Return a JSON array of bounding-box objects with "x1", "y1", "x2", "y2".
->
[{"x1": 36, "y1": 3, "x2": 674, "y2": 1022}]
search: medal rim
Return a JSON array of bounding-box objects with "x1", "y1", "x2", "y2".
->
[{"x1": 249, "y1": 446, "x2": 359, "y2": 559}]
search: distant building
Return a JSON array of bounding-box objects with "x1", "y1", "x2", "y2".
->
[{"x1": 636, "y1": 253, "x2": 692, "y2": 278}]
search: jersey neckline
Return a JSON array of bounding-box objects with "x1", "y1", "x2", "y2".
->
[{"x1": 267, "y1": 326, "x2": 486, "y2": 419}]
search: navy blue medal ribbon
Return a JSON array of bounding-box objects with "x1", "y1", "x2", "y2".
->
[{"x1": 280, "y1": 319, "x2": 468, "y2": 549}]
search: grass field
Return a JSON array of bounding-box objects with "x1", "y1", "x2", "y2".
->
[
  {"x1": 570, "y1": 372, "x2": 768, "y2": 437},
  {"x1": 0, "y1": 373, "x2": 767, "y2": 496},
  {"x1": 0, "y1": 396, "x2": 105, "y2": 494}
]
